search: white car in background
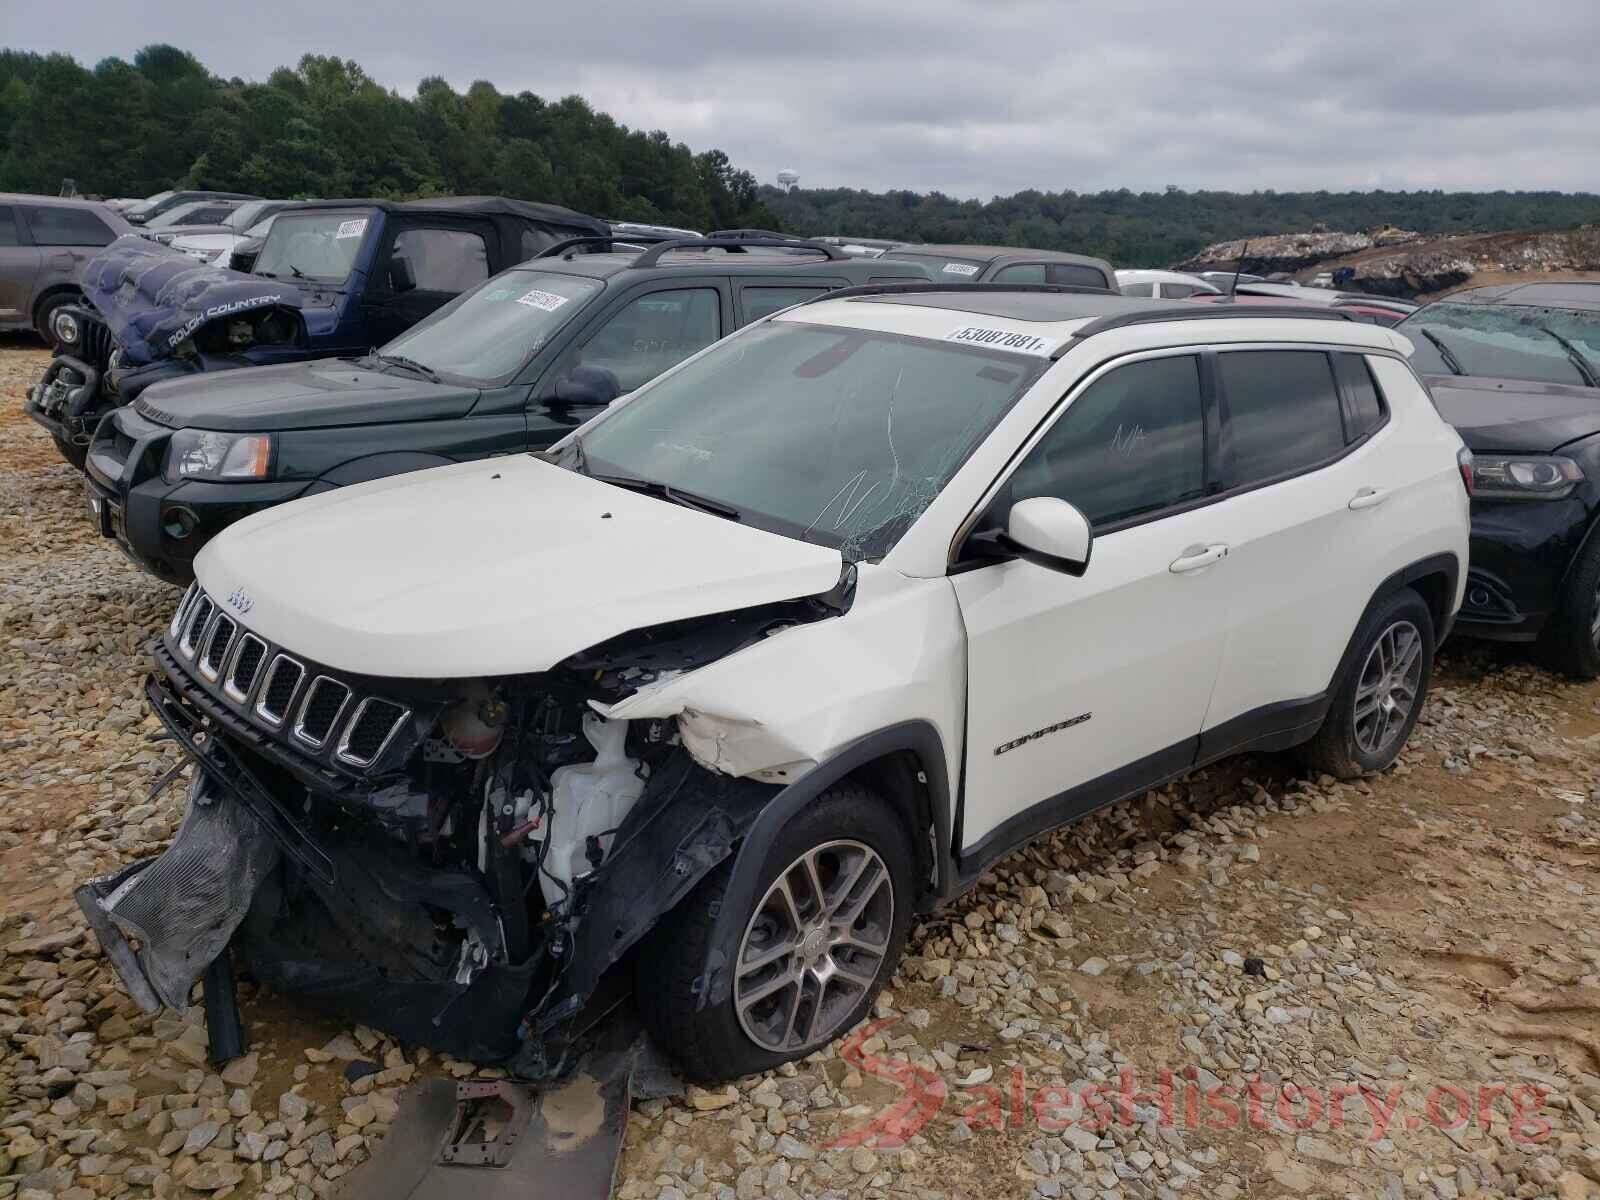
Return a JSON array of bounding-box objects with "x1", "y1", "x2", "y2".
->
[
  {"x1": 169, "y1": 201, "x2": 293, "y2": 266},
  {"x1": 80, "y1": 287, "x2": 1469, "y2": 1083},
  {"x1": 1116, "y1": 269, "x2": 1223, "y2": 298}
]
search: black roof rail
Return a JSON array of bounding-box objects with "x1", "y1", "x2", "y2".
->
[
  {"x1": 534, "y1": 234, "x2": 676, "y2": 259},
  {"x1": 706, "y1": 227, "x2": 799, "y2": 241},
  {"x1": 631, "y1": 236, "x2": 848, "y2": 268},
  {"x1": 798, "y1": 281, "x2": 1116, "y2": 305},
  {"x1": 1070, "y1": 304, "x2": 1355, "y2": 338}
]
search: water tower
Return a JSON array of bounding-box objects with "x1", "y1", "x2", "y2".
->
[{"x1": 777, "y1": 169, "x2": 800, "y2": 190}]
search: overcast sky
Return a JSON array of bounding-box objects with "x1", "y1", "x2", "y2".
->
[{"x1": 9, "y1": 1, "x2": 1600, "y2": 199}]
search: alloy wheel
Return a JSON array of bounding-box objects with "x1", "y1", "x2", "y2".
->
[
  {"x1": 734, "y1": 839, "x2": 895, "y2": 1053},
  {"x1": 1352, "y1": 619, "x2": 1424, "y2": 755},
  {"x1": 1588, "y1": 580, "x2": 1600, "y2": 652}
]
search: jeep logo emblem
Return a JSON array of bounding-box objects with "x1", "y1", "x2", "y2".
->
[{"x1": 226, "y1": 588, "x2": 254, "y2": 614}]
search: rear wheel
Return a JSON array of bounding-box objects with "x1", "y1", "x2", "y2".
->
[
  {"x1": 1536, "y1": 535, "x2": 1600, "y2": 679},
  {"x1": 1297, "y1": 588, "x2": 1434, "y2": 779},
  {"x1": 636, "y1": 782, "x2": 914, "y2": 1082}
]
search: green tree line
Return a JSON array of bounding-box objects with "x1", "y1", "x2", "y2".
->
[
  {"x1": 0, "y1": 45, "x2": 777, "y2": 231},
  {"x1": 762, "y1": 185, "x2": 1600, "y2": 267},
  {"x1": 4, "y1": 45, "x2": 1598, "y2": 267}
]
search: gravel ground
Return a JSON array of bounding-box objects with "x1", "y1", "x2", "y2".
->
[{"x1": 2, "y1": 339, "x2": 1599, "y2": 1200}]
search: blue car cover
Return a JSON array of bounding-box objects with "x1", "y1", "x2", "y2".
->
[{"x1": 80, "y1": 236, "x2": 304, "y2": 367}]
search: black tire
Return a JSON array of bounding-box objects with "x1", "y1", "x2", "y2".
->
[
  {"x1": 1536, "y1": 535, "x2": 1600, "y2": 679},
  {"x1": 1297, "y1": 587, "x2": 1435, "y2": 779},
  {"x1": 636, "y1": 782, "x2": 915, "y2": 1083},
  {"x1": 33, "y1": 291, "x2": 77, "y2": 347}
]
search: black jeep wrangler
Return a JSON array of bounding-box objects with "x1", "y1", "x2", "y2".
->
[{"x1": 84, "y1": 237, "x2": 932, "y2": 583}]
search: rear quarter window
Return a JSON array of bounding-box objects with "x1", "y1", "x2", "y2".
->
[{"x1": 1333, "y1": 352, "x2": 1387, "y2": 441}]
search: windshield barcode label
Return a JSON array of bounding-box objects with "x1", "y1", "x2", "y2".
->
[
  {"x1": 945, "y1": 325, "x2": 1058, "y2": 355},
  {"x1": 335, "y1": 218, "x2": 368, "y2": 239},
  {"x1": 516, "y1": 289, "x2": 570, "y2": 312}
]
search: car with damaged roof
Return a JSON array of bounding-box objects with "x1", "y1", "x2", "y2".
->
[
  {"x1": 82, "y1": 235, "x2": 930, "y2": 584},
  {"x1": 1397, "y1": 281, "x2": 1600, "y2": 676},
  {"x1": 25, "y1": 197, "x2": 608, "y2": 470},
  {"x1": 876, "y1": 243, "x2": 1117, "y2": 291},
  {"x1": 77, "y1": 286, "x2": 1468, "y2": 1086}
]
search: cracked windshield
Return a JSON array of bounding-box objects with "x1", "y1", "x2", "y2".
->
[{"x1": 572, "y1": 320, "x2": 1045, "y2": 558}]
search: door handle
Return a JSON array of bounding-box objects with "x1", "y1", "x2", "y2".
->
[
  {"x1": 1348, "y1": 487, "x2": 1389, "y2": 511},
  {"x1": 1169, "y1": 543, "x2": 1229, "y2": 574}
]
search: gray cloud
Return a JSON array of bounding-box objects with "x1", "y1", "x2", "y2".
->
[{"x1": 13, "y1": 0, "x2": 1600, "y2": 198}]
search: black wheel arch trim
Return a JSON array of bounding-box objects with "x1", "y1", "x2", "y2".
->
[{"x1": 690, "y1": 720, "x2": 954, "y2": 1012}]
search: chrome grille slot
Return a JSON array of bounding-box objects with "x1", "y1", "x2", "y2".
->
[
  {"x1": 294, "y1": 678, "x2": 352, "y2": 748},
  {"x1": 336, "y1": 699, "x2": 410, "y2": 767},
  {"x1": 255, "y1": 656, "x2": 305, "y2": 727},
  {"x1": 180, "y1": 595, "x2": 215, "y2": 658},
  {"x1": 169, "y1": 583, "x2": 200, "y2": 639},
  {"x1": 199, "y1": 617, "x2": 236, "y2": 681},
  {"x1": 224, "y1": 635, "x2": 268, "y2": 704}
]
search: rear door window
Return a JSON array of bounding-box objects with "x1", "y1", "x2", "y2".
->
[
  {"x1": 22, "y1": 205, "x2": 115, "y2": 247},
  {"x1": 391, "y1": 228, "x2": 490, "y2": 293},
  {"x1": 1218, "y1": 350, "x2": 1347, "y2": 487},
  {"x1": 1120, "y1": 281, "x2": 1156, "y2": 297},
  {"x1": 992, "y1": 263, "x2": 1047, "y2": 283},
  {"x1": 738, "y1": 285, "x2": 829, "y2": 324},
  {"x1": 1049, "y1": 263, "x2": 1111, "y2": 289}
]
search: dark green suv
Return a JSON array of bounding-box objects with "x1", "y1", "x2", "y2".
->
[{"x1": 83, "y1": 238, "x2": 933, "y2": 583}]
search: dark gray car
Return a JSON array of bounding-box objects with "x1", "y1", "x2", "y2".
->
[{"x1": 0, "y1": 193, "x2": 133, "y2": 342}]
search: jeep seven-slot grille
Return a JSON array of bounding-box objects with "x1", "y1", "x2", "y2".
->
[
  {"x1": 225, "y1": 636, "x2": 267, "y2": 703},
  {"x1": 165, "y1": 588, "x2": 414, "y2": 773},
  {"x1": 339, "y1": 699, "x2": 408, "y2": 766},
  {"x1": 258, "y1": 657, "x2": 304, "y2": 725},
  {"x1": 201, "y1": 617, "x2": 236, "y2": 680},
  {"x1": 294, "y1": 679, "x2": 350, "y2": 747},
  {"x1": 180, "y1": 596, "x2": 215, "y2": 657}
]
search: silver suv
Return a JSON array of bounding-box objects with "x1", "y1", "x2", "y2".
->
[{"x1": 0, "y1": 193, "x2": 132, "y2": 342}]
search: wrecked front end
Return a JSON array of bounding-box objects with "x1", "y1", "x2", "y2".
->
[
  {"x1": 76, "y1": 583, "x2": 840, "y2": 1077},
  {"x1": 28, "y1": 238, "x2": 306, "y2": 463}
]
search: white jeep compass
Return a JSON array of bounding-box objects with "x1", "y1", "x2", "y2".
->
[{"x1": 79, "y1": 287, "x2": 1470, "y2": 1084}]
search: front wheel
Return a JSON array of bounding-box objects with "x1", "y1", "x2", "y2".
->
[
  {"x1": 34, "y1": 292, "x2": 77, "y2": 347},
  {"x1": 636, "y1": 782, "x2": 914, "y2": 1082},
  {"x1": 1297, "y1": 588, "x2": 1435, "y2": 779},
  {"x1": 1536, "y1": 534, "x2": 1600, "y2": 679}
]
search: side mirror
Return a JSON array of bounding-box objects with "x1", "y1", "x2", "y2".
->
[
  {"x1": 389, "y1": 255, "x2": 417, "y2": 294},
  {"x1": 552, "y1": 364, "x2": 622, "y2": 407},
  {"x1": 990, "y1": 497, "x2": 1092, "y2": 575}
]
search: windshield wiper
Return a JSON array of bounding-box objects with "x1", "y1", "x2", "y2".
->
[
  {"x1": 589, "y1": 472, "x2": 742, "y2": 521},
  {"x1": 1532, "y1": 324, "x2": 1600, "y2": 389},
  {"x1": 1416, "y1": 327, "x2": 1466, "y2": 376},
  {"x1": 370, "y1": 352, "x2": 440, "y2": 383}
]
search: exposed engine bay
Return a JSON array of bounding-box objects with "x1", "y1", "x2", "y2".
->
[{"x1": 77, "y1": 582, "x2": 847, "y2": 1077}]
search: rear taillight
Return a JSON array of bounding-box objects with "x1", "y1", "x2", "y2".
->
[{"x1": 1457, "y1": 447, "x2": 1474, "y2": 496}]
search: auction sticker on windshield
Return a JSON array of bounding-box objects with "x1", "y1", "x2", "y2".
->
[
  {"x1": 942, "y1": 262, "x2": 980, "y2": 277},
  {"x1": 945, "y1": 325, "x2": 1059, "y2": 355},
  {"x1": 516, "y1": 289, "x2": 571, "y2": 313},
  {"x1": 335, "y1": 218, "x2": 368, "y2": 239}
]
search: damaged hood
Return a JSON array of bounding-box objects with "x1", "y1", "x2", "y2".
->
[
  {"x1": 195, "y1": 456, "x2": 845, "y2": 678},
  {"x1": 80, "y1": 235, "x2": 304, "y2": 367}
]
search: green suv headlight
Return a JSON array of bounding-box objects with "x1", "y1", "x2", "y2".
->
[
  {"x1": 1470, "y1": 454, "x2": 1583, "y2": 500},
  {"x1": 165, "y1": 430, "x2": 274, "y2": 482}
]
